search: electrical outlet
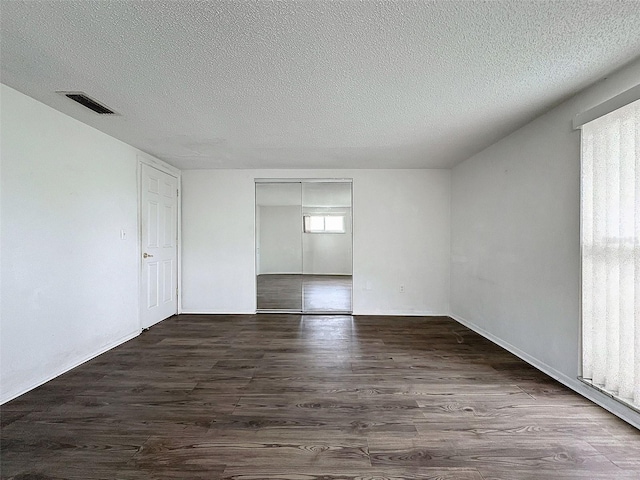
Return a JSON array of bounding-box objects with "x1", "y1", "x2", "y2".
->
[{"x1": 399, "y1": 284, "x2": 405, "y2": 293}]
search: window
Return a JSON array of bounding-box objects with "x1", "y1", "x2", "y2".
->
[
  {"x1": 303, "y1": 215, "x2": 346, "y2": 233},
  {"x1": 580, "y1": 98, "x2": 639, "y2": 411}
]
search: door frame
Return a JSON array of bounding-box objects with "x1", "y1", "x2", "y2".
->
[{"x1": 137, "y1": 154, "x2": 182, "y2": 329}]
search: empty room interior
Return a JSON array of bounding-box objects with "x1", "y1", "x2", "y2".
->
[{"x1": 1, "y1": 1, "x2": 640, "y2": 479}]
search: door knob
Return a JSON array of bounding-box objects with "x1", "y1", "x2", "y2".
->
[{"x1": 143, "y1": 252, "x2": 154, "y2": 258}]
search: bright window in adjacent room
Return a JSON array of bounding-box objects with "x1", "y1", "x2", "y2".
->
[
  {"x1": 303, "y1": 215, "x2": 346, "y2": 233},
  {"x1": 580, "y1": 98, "x2": 639, "y2": 411}
]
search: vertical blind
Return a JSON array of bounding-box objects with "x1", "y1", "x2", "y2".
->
[{"x1": 581, "y1": 98, "x2": 639, "y2": 410}]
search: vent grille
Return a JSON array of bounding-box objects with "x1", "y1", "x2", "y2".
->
[{"x1": 58, "y1": 92, "x2": 117, "y2": 115}]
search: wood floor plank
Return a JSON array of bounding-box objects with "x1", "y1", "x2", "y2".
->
[
  {"x1": 219, "y1": 467, "x2": 484, "y2": 479},
  {"x1": 478, "y1": 468, "x2": 640, "y2": 480},
  {"x1": 367, "y1": 435, "x2": 626, "y2": 473},
  {"x1": 1, "y1": 314, "x2": 638, "y2": 479},
  {"x1": 133, "y1": 432, "x2": 370, "y2": 470}
]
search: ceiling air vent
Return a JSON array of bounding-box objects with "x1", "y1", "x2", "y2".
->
[{"x1": 58, "y1": 92, "x2": 117, "y2": 115}]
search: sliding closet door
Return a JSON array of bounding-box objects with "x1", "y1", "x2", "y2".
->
[
  {"x1": 255, "y1": 183, "x2": 303, "y2": 311},
  {"x1": 301, "y1": 182, "x2": 353, "y2": 312},
  {"x1": 256, "y1": 180, "x2": 353, "y2": 313}
]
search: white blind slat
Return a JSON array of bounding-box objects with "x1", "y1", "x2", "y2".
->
[
  {"x1": 619, "y1": 113, "x2": 636, "y2": 400},
  {"x1": 582, "y1": 131, "x2": 594, "y2": 380},
  {"x1": 634, "y1": 102, "x2": 640, "y2": 407}
]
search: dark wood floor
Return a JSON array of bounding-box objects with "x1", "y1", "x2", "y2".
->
[
  {"x1": 2, "y1": 315, "x2": 639, "y2": 479},
  {"x1": 257, "y1": 274, "x2": 352, "y2": 312}
]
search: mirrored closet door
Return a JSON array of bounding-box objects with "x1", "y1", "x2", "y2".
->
[{"x1": 256, "y1": 180, "x2": 352, "y2": 313}]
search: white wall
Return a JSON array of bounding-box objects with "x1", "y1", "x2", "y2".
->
[
  {"x1": 181, "y1": 170, "x2": 257, "y2": 313},
  {"x1": 181, "y1": 169, "x2": 451, "y2": 315},
  {"x1": 0, "y1": 84, "x2": 163, "y2": 403},
  {"x1": 258, "y1": 205, "x2": 303, "y2": 274},
  {"x1": 258, "y1": 204, "x2": 354, "y2": 276},
  {"x1": 450, "y1": 58, "x2": 640, "y2": 427},
  {"x1": 302, "y1": 206, "x2": 352, "y2": 275}
]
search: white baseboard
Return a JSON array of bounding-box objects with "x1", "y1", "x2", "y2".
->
[
  {"x1": 181, "y1": 310, "x2": 448, "y2": 317},
  {"x1": 1, "y1": 329, "x2": 141, "y2": 405},
  {"x1": 450, "y1": 313, "x2": 640, "y2": 430},
  {"x1": 180, "y1": 311, "x2": 257, "y2": 315},
  {"x1": 257, "y1": 272, "x2": 303, "y2": 275},
  {"x1": 353, "y1": 311, "x2": 448, "y2": 317},
  {"x1": 257, "y1": 273, "x2": 352, "y2": 276}
]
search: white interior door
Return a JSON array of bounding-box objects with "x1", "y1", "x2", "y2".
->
[{"x1": 140, "y1": 163, "x2": 178, "y2": 329}]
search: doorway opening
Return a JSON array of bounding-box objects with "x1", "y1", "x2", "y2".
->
[{"x1": 255, "y1": 180, "x2": 353, "y2": 313}]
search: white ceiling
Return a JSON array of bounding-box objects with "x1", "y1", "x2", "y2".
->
[{"x1": 1, "y1": 1, "x2": 640, "y2": 170}]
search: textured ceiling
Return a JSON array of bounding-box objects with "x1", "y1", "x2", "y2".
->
[{"x1": 1, "y1": 1, "x2": 640, "y2": 170}]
